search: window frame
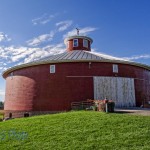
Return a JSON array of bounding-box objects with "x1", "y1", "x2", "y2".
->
[
  {"x1": 50, "y1": 65, "x2": 55, "y2": 73},
  {"x1": 73, "y1": 39, "x2": 78, "y2": 47},
  {"x1": 10, "y1": 72, "x2": 13, "y2": 76},
  {"x1": 113, "y1": 64, "x2": 118, "y2": 73},
  {"x1": 83, "y1": 39, "x2": 88, "y2": 48}
]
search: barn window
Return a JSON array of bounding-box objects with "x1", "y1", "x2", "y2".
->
[
  {"x1": 113, "y1": 64, "x2": 118, "y2": 73},
  {"x1": 50, "y1": 65, "x2": 55, "y2": 73},
  {"x1": 73, "y1": 39, "x2": 78, "y2": 47},
  {"x1": 10, "y1": 72, "x2": 14, "y2": 79},
  {"x1": 83, "y1": 39, "x2": 88, "y2": 48},
  {"x1": 10, "y1": 72, "x2": 13, "y2": 77}
]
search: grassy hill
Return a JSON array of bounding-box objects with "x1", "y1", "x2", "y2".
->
[
  {"x1": 0, "y1": 111, "x2": 150, "y2": 150},
  {"x1": 0, "y1": 111, "x2": 3, "y2": 120}
]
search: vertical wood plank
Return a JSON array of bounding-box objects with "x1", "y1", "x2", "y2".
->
[{"x1": 93, "y1": 76, "x2": 136, "y2": 107}]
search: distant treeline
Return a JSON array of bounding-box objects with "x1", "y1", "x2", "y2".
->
[{"x1": 0, "y1": 101, "x2": 4, "y2": 109}]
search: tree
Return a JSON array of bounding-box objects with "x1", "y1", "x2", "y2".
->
[{"x1": 0, "y1": 101, "x2": 4, "y2": 108}]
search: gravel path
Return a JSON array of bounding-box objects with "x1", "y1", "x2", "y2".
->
[{"x1": 115, "y1": 107, "x2": 150, "y2": 116}]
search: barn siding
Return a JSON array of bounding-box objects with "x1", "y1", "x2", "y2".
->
[{"x1": 4, "y1": 62, "x2": 150, "y2": 117}]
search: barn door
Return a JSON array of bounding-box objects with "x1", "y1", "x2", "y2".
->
[{"x1": 94, "y1": 77, "x2": 136, "y2": 107}]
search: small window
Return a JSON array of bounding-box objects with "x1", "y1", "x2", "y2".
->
[
  {"x1": 10, "y1": 72, "x2": 14, "y2": 79},
  {"x1": 10, "y1": 72, "x2": 13, "y2": 77},
  {"x1": 73, "y1": 39, "x2": 78, "y2": 47},
  {"x1": 83, "y1": 39, "x2": 88, "y2": 48},
  {"x1": 113, "y1": 64, "x2": 118, "y2": 73},
  {"x1": 50, "y1": 65, "x2": 55, "y2": 73}
]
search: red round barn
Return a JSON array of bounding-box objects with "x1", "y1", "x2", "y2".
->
[{"x1": 2, "y1": 35, "x2": 150, "y2": 118}]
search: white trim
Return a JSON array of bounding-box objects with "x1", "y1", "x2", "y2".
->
[
  {"x1": 83, "y1": 39, "x2": 88, "y2": 48},
  {"x1": 113, "y1": 64, "x2": 118, "y2": 73},
  {"x1": 50, "y1": 65, "x2": 55, "y2": 73}
]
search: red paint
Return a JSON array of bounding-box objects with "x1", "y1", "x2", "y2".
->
[{"x1": 4, "y1": 62, "x2": 150, "y2": 118}]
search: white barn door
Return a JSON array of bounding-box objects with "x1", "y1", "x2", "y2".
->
[{"x1": 94, "y1": 77, "x2": 136, "y2": 107}]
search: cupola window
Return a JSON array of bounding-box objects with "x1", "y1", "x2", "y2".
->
[
  {"x1": 83, "y1": 39, "x2": 88, "y2": 48},
  {"x1": 73, "y1": 39, "x2": 78, "y2": 47}
]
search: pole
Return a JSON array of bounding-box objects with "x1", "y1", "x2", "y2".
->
[{"x1": 106, "y1": 103, "x2": 108, "y2": 113}]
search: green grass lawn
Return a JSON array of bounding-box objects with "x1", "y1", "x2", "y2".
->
[{"x1": 0, "y1": 111, "x2": 150, "y2": 150}]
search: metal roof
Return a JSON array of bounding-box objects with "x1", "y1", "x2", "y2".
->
[{"x1": 2, "y1": 50, "x2": 150, "y2": 78}]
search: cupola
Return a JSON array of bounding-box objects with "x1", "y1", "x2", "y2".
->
[{"x1": 64, "y1": 28, "x2": 93, "y2": 52}]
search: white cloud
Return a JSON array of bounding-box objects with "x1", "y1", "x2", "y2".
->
[
  {"x1": 26, "y1": 31, "x2": 55, "y2": 47},
  {"x1": 0, "y1": 26, "x2": 96, "y2": 75},
  {"x1": 11, "y1": 48, "x2": 35, "y2": 62},
  {"x1": 23, "y1": 43, "x2": 65, "y2": 63},
  {"x1": 91, "y1": 51, "x2": 128, "y2": 61},
  {"x1": 0, "y1": 46, "x2": 36, "y2": 66},
  {"x1": 0, "y1": 32, "x2": 11, "y2": 42},
  {"x1": 63, "y1": 27, "x2": 97, "y2": 38},
  {"x1": 56, "y1": 20, "x2": 73, "y2": 32},
  {"x1": 0, "y1": 66, "x2": 7, "y2": 70},
  {"x1": 0, "y1": 25, "x2": 96, "y2": 74},
  {"x1": 91, "y1": 48, "x2": 97, "y2": 52},
  {"x1": 32, "y1": 13, "x2": 57, "y2": 25},
  {"x1": 0, "y1": 42, "x2": 66, "y2": 72},
  {"x1": 0, "y1": 89, "x2": 5, "y2": 101},
  {"x1": 123, "y1": 54, "x2": 150, "y2": 60}
]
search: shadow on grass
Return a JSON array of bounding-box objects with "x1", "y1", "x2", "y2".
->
[{"x1": 114, "y1": 110, "x2": 133, "y2": 114}]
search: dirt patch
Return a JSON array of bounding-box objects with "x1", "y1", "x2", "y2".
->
[{"x1": 115, "y1": 107, "x2": 150, "y2": 116}]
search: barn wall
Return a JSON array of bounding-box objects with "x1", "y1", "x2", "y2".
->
[{"x1": 4, "y1": 62, "x2": 150, "y2": 115}]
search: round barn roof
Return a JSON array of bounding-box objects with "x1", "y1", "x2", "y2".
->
[{"x1": 2, "y1": 50, "x2": 150, "y2": 78}]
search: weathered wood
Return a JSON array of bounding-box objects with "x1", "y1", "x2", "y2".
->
[{"x1": 94, "y1": 76, "x2": 136, "y2": 107}]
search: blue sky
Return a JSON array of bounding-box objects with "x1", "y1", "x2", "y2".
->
[{"x1": 0, "y1": 0, "x2": 150, "y2": 101}]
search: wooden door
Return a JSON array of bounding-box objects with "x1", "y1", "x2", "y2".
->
[{"x1": 94, "y1": 76, "x2": 136, "y2": 107}]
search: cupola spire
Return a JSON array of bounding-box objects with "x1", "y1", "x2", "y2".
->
[{"x1": 76, "y1": 28, "x2": 80, "y2": 35}]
